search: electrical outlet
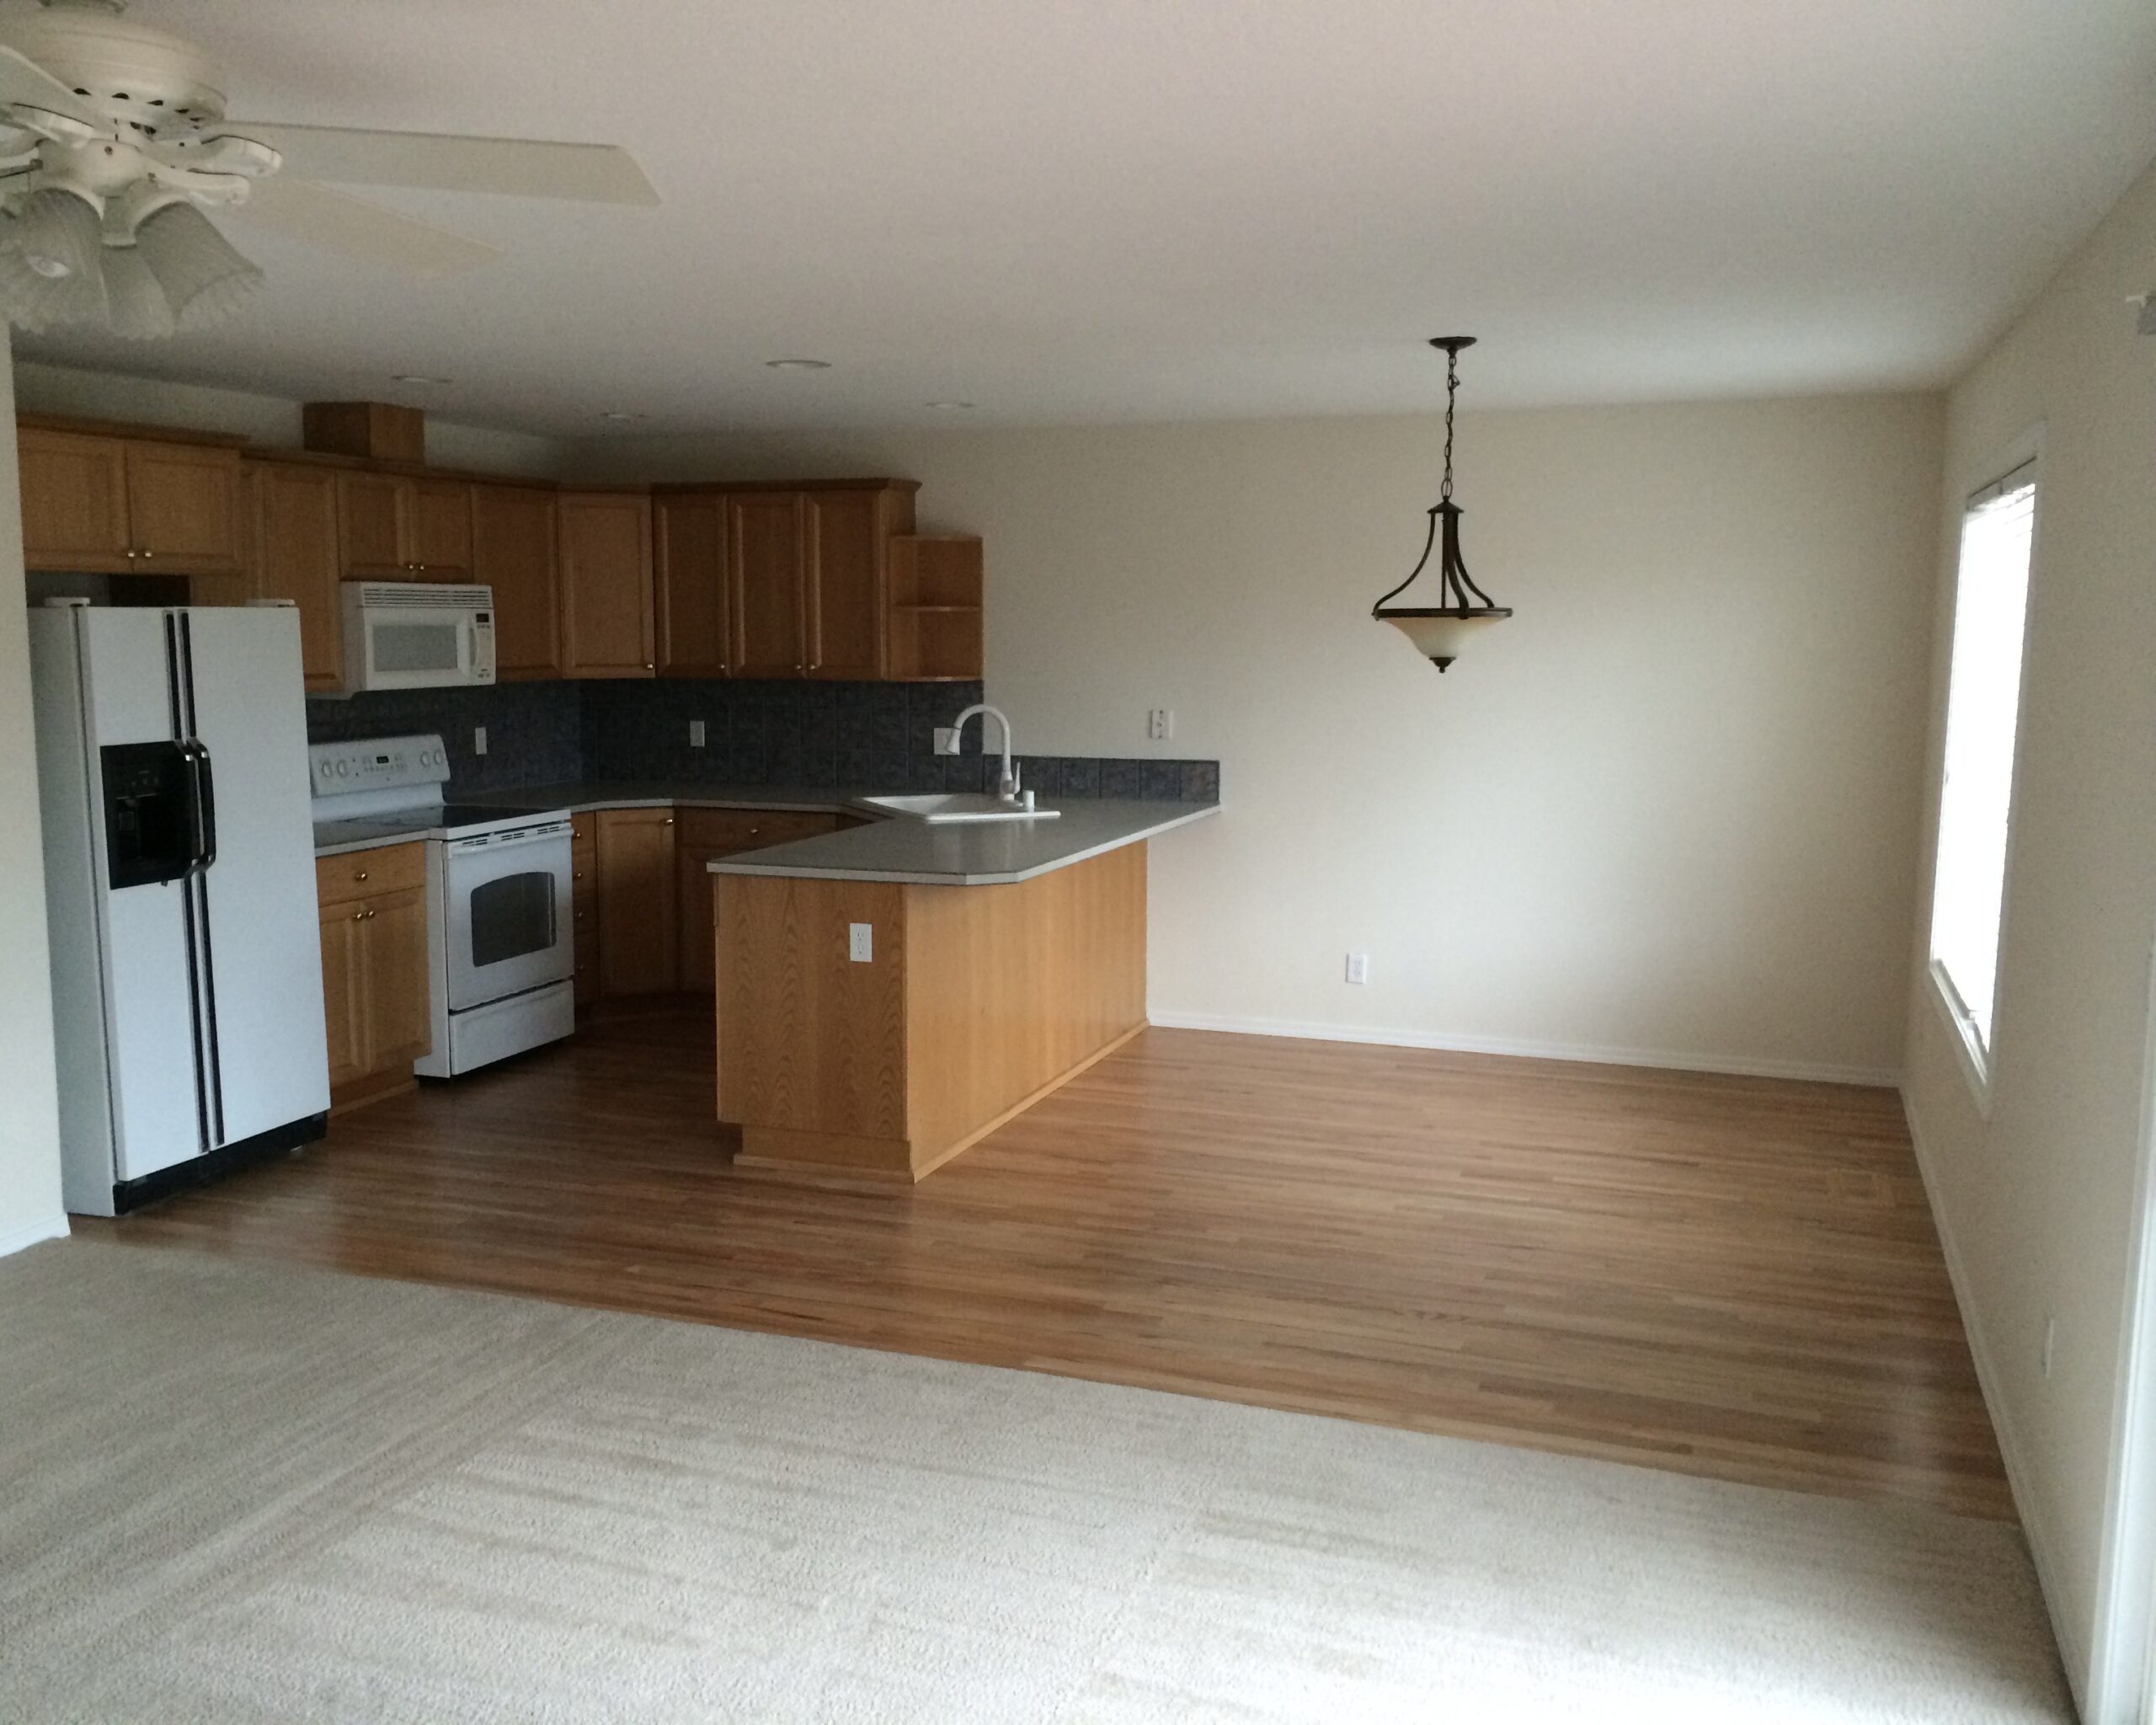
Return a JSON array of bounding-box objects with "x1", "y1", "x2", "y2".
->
[
  {"x1": 2043, "y1": 1315, "x2": 2057, "y2": 1379},
  {"x1": 1147, "y1": 708, "x2": 1175, "y2": 742},
  {"x1": 1345, "y1": 952, "x2": 1369, "y2": 985},
  {"x1": 689, "y1": 719, "x2": 706, "y2": 748},
  {"x1": 472, "y1": 726, "x2": 488, "y2": 757},
  {"x1": 848, "y1": 922, "x2": 873, "y2": 964}
]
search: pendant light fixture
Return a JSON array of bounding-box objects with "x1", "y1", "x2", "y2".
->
[{"x1": 1372, "y1": 336, "x2": 1511, "y2": 670}]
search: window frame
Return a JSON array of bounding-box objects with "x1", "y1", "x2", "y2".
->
[{"x1": 1925, "y1": 425, "x2": 2043, "y2": 1115}]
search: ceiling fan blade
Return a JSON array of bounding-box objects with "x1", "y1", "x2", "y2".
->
[
  {"x1": 0, "y1": 44, "x2": 105, "y2": 131},
  {"x1": 231, "y1": 175, "x2": 504, "y2": 276},
  {"x1": 225, "y1": 125, "x2": 658, "y2": 206}
]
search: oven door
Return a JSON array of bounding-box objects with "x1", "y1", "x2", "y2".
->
[{"x1": 443, "y1": 822, "x2": 574, "y2": 1011}]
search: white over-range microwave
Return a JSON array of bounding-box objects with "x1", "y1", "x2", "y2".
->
[{"x1": 341, "y1": 581, "x2": 497, "y2": 691}]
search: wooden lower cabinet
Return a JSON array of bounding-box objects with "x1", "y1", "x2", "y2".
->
[
  {"x1": 314, "y1": 842, "x2": 432, "y2": 1112},
  {"x1": 570, "y1": 817, "x2": 600, "y2": 1007},
  {"x1": 674, "y1": 809, "x2": 841, "y2": 991},
  {"x1": 595, "y1": 808, "x2": 678, "y2": 996}
]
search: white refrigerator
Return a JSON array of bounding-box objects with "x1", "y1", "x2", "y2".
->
[{"x1": 29, "y1": 602, "x2": 330, "y2": 1215}]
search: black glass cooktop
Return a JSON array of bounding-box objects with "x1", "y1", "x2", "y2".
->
[{"x1": 437, "y1": 803, "x2": 562, "y2": 829}]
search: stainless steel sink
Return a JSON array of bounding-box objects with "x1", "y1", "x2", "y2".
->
[{"x1": 851, "y1": 793, "x2": 1061, "y2": 824}]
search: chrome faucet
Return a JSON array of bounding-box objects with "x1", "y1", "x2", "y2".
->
[{"x1": 935, "y1": 703, "x2": 1020, "y2": 801}]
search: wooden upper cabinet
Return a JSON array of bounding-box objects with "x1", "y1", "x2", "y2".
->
[
  {"x1": 559, "y1": 491, "x2": 654, "y2": 678},
  {"x1": 803, "y1": 487, "x2": 901, "y2": 680},
  {"x1": 336, "y1": 470, "x2": 410, "y2": 578},
  {"x1": 18, "y1": 428, "x2": 131, "y2": 570},
  {"x1": 250, "y1": 461, "x2": 344, "y2": 691},
  {"x1": 654, "y1": 493, "x2": 728, "y2": 676},
  {"x1": 728, "y1": 492, "x2": 808, "y2": 678},
  {"x1": 338, "y1": 471, "x2": 474, "y2": 579},
  {"x1": 472, "y1": 483, "x2": 561, "y2": 680},
  {"x1": 120, "y1": 442, "x2": 243, "y2": 574},
  {"x1": 17, "y1": 427, "x2": 241, "y2": 574},
  {"x1": 410, "y1": 478, "x2": 474, "y2": 579}
]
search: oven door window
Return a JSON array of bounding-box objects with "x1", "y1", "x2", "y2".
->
[
  {"x1": 469, "y1": 870, "x2": 558, "y2": 969},
  {"x1": 373, "y1": 622, "x2": 463, "y2": 675}
]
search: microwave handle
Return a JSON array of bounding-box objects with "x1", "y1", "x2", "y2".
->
[{"x1": 468, "y1": 617, "x2": 496, "y2": 681}]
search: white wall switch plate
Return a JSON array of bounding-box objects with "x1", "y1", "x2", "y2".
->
[
  {"x1": 1147, "y1": 708, "x2": 1175, "y2": 741},
  {"x1": 1345, "y1": 952, "x2": 1369, "y2": 985},
  {"x1": 689, "y1": 719, "x2": 707, "y2": 748},
  {"x1": 472, "y1": 726, "x2": 488, "y2": 756},
  {"x1": 849, "y1": 922, "x2": 873, "y2": 963}
]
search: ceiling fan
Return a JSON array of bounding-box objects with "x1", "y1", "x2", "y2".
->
[{"x1": 0, "y1": 0, "x2": 658, "y2": 338}]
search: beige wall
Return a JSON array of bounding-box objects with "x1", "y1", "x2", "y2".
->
[
  {"x1": 0, "y1": 328, "x2": 68, "y2": 1255},
  {"x1": 576, "y1": 393, "x2": 1945, "y2": 1081},
  {"x1": 1900, "y1": 160, "x2": 2156, "y2": 1716},
  {"x1": 11, "y1": 362, "x2": 568, "y2": 478}
]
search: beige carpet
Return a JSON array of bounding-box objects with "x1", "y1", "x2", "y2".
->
[{"x1": 2, "y1": 1238, "x2": 2069, "y2": 1724}]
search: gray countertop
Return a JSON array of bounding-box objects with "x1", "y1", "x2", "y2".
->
[
  {"x1": 314, "y1": 782, "x2": 1219, "y2": 882},
  {"x1": 707, "y1": 798, "x2": 1218, "y2": 886},
  {"x1": 312, "y1": 782, "x2": 861, "y2": 857}
]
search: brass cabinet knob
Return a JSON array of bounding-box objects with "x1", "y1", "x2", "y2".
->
[
  {"x1": 365, "y1": 908, "x2": 376, "y2": 920},
  {"x1": 140, "y1": 548, "x2": 152, "y2": 559},
  {"x1": 663, "y1": 816, "x2": 675, "y2": 825},
  {"x1": 352, "y1": 909, "x2": 365, "y2": 921},
  {"x1": 574, "y1": 869, "x2": 584, "y2": 880},
  {"x1": 355, "y1": 870, "x2": 369, "y2": 881}
]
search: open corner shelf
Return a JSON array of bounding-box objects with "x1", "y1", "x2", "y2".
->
[{"x1": 888, "y1": 534, "x2": 984, "y2": 681}]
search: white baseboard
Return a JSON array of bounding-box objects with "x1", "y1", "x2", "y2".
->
[
  {"x1": 1144, "y1": 1009, "x2": 1899, "y2": 1088},
  {"x1": 1902, "y1": 1090, "x2": 2088, "y2": 1712},
  {"x1": 0, "y1": 1210, "x2": 69, "y2": 1260}
]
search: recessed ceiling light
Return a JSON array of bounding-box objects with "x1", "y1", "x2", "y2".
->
[
  {"x1": 765, "y1": 357, "x2": 831, "y2": 371},
  {"x1": 926, "y1": 400, "x2": 975, "y2": 411},
  {"x1": 392, "y1": 373, "x2": 450, "y2": 386},
  {"x1": 599, "y1": 410, "x2": 645, "y2": 421}
]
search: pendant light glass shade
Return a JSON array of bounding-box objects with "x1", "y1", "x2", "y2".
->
[
  {"x1": 1371, "y1": 337, "x2": 1511, "y2": 671},
  {"x1": 0, "y1": 188, "x2": 107, "y2": 331},
  {"x1": 102, "y1": 244, "x2": 179, "y2": 341},
  {"x1": 131, "y1": 203, "x2": 263, "y2": 328}
]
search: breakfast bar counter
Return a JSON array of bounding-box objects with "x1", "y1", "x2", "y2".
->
[{"x1": 708, "y1": 798, "x2": 1218, "y2": 1182}]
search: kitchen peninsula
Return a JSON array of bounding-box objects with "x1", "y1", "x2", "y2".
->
[{"x1": 712, "y1": 799, "x2": 1216, "y2": 1181}]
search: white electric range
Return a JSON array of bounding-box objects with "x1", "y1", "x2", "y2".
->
[{"x1": 310, "y1": 734, "x2": 575, "y2": 1076}]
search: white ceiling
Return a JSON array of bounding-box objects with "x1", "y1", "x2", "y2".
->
[{"x1": 13, "y1": 0, "x2": 2156, "y2": 436}]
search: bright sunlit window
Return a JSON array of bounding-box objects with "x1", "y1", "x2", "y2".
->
[{"x1": 1929, "y1": 458, "x2": 2036, "y2": 1087}]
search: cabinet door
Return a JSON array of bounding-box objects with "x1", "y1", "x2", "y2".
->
[
  {"x1": 253, "y1": 462, "x2": 344, "y2": 690},
  {"x1": 675, "y1": 841, "x2": 723, "y2": 993},
  {"x1": 124, "y1": 441, "x2": 243, "y2": 574},
  {"x1": 363, "y1": 886, "x2": 433, "y2": 1067},
  {"x1": 18, "y1": 428, "x2": 132, "y2": 570},
  {"x1": 409, "y1": 479, "x2": 474, "y2": 579},
  {"x1": 337, "y1": 471, "x2": 413, "y2": 577},
  {"x1": 560, "y1": 492, "x2": 654, "y2": 678},
  {"x1": 728, "y1": 493, "x2": 808, "y2": 679},
  {"x1": 596, "y1": 807, "x2": 678, "y2": 995},
  {"x1": 654, "y1": 493, "x2": 729, "y2": 676},
  {"x1": 675, "y1": 810, "x2": 841, "y2": 991},
  {"x1": 472, "y1": 484, "x2": 562, "y2": 679},
  {"x1": 803, "y1": 489, "x2": 887, "y2": 680},
  {"x1": 571, "y1": 817, "x2": 600, "y2": 1006},
  {"x1": 318, "y1": 898, "x2": 371, "y2": 1091}
]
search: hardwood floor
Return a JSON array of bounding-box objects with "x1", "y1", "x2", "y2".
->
[{"x1": 87, "y1": 1003, "x2": 2011, "y2": 1519}]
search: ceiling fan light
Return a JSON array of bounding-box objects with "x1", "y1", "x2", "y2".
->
[
  {"x1": 102, "y1": 243, "x2": 177, "y2": 340},
  {"x1": 9, "y1": 186, "x2": 103, "y2": 282},
  {"x1": 131, "y1": 202, "x2": 260, "y2": 328}
]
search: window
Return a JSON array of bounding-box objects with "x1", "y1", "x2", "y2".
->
[{"x1": 1929, "y1": 458, "x2": 2036, "y2": 1087}]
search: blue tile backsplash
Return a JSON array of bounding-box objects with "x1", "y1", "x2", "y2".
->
[{"x1": 307, "y1": 680, "x2": 1219, "y2": 804}]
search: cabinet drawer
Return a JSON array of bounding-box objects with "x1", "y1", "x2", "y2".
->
[
  {"x1": 317, "y1": 841, "x2": 427, "y2": 906},
  {"x1": 678, "y1": 808, "x2": 838, "y2": 855}
]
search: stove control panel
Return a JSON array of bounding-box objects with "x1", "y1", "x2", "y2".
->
[{"x1": 308, "y1": 734, "x2": 452, "y2": 799}]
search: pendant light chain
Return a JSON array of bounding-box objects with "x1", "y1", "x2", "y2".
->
[{"x1": 1439, "y1": 343, "x2": 1458, "y2": 504}]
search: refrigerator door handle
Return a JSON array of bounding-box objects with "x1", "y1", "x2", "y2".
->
[{"x1": 181, "y1": 740, "x2": 218, "y2": 875}]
